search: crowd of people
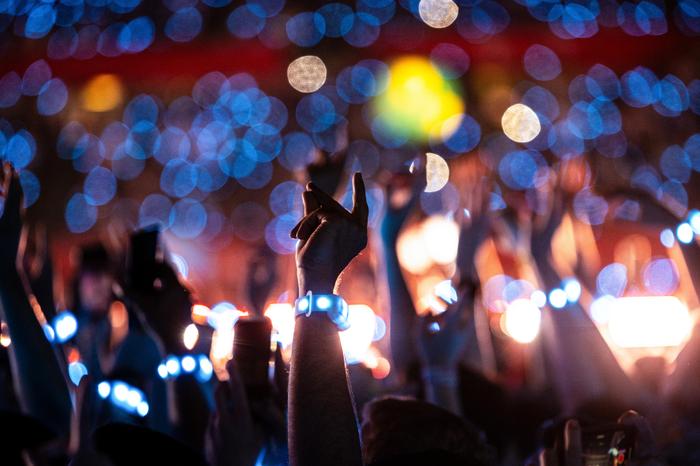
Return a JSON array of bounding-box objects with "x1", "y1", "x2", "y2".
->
[{"x1": 1, "y1": 156, "x2": 700, "y2": 466}]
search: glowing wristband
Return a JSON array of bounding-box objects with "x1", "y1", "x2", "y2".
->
[
  {"x1": 96, "y1": 380, "x2": 150, "y2": 417},
  {"x1": 295, "y1": 292, "x2": 350, "y2": 331},
  {"x1": 157, "y1": 354, "x2": 214, "y2": 383}
]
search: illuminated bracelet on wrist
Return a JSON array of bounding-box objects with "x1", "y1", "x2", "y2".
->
[
  {"x1": 96, "y1": 380, "x2": 149, "y2": 417},
  {"x1": 660, "y1": 210, "x2": 700, "y2": 247},
  {"x1": 530, "y1": 277, "x2": 582, "y2": 310},
  {"x1": 294, "y1": 292, "x2": 350, "y2": 331},
  {"x1": 157, "y1": 354, "x2": 214, "y2": 383}
]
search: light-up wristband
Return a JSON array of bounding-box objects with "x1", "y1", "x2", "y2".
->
[{"x1": 294, "y1": 292, "x2": 350, "y2": 331}]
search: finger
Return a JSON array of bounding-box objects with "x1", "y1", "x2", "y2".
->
[
  {"x1": 290, "y1": 206, "x2": 322, "y2": 239},
  {"x1": 295, "y1": 208, "x2": 325, "y2": 240},
  {"x1": 307, "y1": 182, "x2": 353, "y2": 219},
  {"x1": 302, "y1": 190, "x2": 319, "y2": 217},
  {"x1": 351, "y1": 172, "x2": 369, "y2": 227},
  {"x1": 539, "y1": 447, "x2": 558, "y2": 466},
  {"x1": 563, "y1": 419, "x2": 583, "y2": 466},
  {"x1": 617, "y1": 410, "x2": 656, "y2": 459}
]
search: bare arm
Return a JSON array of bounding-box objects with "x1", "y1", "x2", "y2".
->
[{"x1": 288, "y1": 173, "x2": 368, "y2": 466}]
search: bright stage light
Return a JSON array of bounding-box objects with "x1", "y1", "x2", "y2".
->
[
  {"x1": 183, "y1": 323, "x2": 199, "y2": 350},
  {"x1": 340, "y1": 305, "x2": 378, "y2": 364},
  {"x1": 502, "y1": 298, "x2": 541, "y2": 344},
  {"x1": 421, "y1": 215, "x2": 459, "y2": 265},
  {"x1": 373, "y1": 56, "x2": 464, "y2": 142},
  {"x1": 608, "y1": 296, "x2": 691, "y2": 348},
  {"x1": 501, "y1": 103, "x2": 541, "y2": 143},
  {"x1": 265, "y1": 303, "x2": 295, "y2": 349},
  {"x1": 287, "y1": 55, "x2": 327, "y2": 93}
]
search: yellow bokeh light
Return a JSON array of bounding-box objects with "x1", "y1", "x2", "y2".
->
[
  {"x1": 81, "y1": 74, "x2": 125, "y2": 112},
  {"x1": 501, "y1": 103, "x2": 541, "y2": 143},
  {"x1": 373, "y1": 56, "x2": 464, "y2": 142}
]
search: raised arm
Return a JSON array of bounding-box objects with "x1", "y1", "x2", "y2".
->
[
  {"x1": 531, "y1": 190, "x2": 639, "y2": 413},
  {"x1": 0, "y1": 165, "x2": 72, "y2": 437},
  {"x1": 288, "y1": 172, "x2": 368, "y2": 466}
]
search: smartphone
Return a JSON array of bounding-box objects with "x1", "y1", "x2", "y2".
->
[
  {"x1": 581, "y1": 423, "x2": 636, "y2": 466},
  {"x1": 233, "y1": 318, "x2": 273, "y2": 398},
  {"x1": 129, "y1": 228, "x2": 160, "y2": 291}
]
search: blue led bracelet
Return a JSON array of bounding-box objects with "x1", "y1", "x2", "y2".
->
[{"x1": 294, "y1": 292, "x2": 350, "y2": 331}]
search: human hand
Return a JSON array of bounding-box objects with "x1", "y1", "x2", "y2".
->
[
  {"x1": 0, "y1": 164, "x2": 23, "y2": 276},
  {"x1": 417, "y1": 302, "x2": 472, "y2": 370},
  {"x1": 291, "y1": 172, "x2": 368, "y2": 295},
  {"x1": 379, "y1": 173, "x2": 421, "y2": 242},
  {"x1": 539, "y1": 412, "x2": 661, "y2": 466},
  {"x1": 23, "y1": 225, "x2": 57, "y2": 321}
]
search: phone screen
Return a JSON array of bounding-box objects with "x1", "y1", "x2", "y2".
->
[
  {"x1": 581, "y1": 424, "x2": 636, "y2": 466},
  {"x1": 233, "y1": 318, "x2": 272, "y2": 398}
]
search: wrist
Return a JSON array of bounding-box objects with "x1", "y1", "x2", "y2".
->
[{"x1": 297, "y1": 267, "x2": 337, "y2": 295}]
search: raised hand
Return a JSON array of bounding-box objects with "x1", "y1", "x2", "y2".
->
[
  {"x1": 0, "y1": 164, "x2": 23, "y2": 275},
  {"x1": 454, "y1": 169, "x2": 492, "y2": 287},
  {"x1": 379, "y1": 173, "x2": 421, "y2": 242},
  {"x1": 418, "y1": 302, "x2": 472, "y2": 370},
  {"x1": 291, "y1": 172, "x2": 368, "y2": 295}
]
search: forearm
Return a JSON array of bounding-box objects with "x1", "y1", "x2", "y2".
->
[
  {"x1": 288, "y1": 313, "x2": 362, "y2": 466},
  {"x1": 422, "y1": 366, "x2": 461, "y2": 416},
  {"x1": 0, "y1": 270, "x2": 71, "y2": 436},
  {"x1": 383, "y1": 243, "x2": 419, "y2": 378}
]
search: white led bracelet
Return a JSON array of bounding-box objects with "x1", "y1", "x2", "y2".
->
[{"x1": 294, "y1": 291, "x2": 351, "y2": 331}]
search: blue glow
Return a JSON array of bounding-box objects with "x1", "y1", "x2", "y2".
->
[
  {"x1": 660, "y1": 228, "x2": 676, "y2": 248},
  {"x1": 298, "y1": 297, "x2": 309, "y2": 312},
  {"x1": 43, "y1": 324, "x2": 55, "y2": 342},
  {"x1": 590, "y1": 295, "x2": 616, "y2": 324},
  {"x1": 111, "y1": 144, "x2": 145, "y2": 180},
  {"x1": 296, "y1": 93, "x2": 339, "y2": 133},
  {"x1": 227, "y1": 4, "x2": 266, "y2": 38},
  {"x1": 522, "y1": 86, "x2": 559, "y2": 122},
  {"x1": 430, "y1": 43, "x2": 470, "y2": 79},
  {"x1": 591, "y1": 99, "x2": 622, "y2": 135},
  {"x1": 677, "y1": 222, "x2": 694, "y2": 244},
  {"x1": 22, "y1": 60, "x2": 51, "y2": 96},
  {"x1": 264, "y1": 213, "x2": 298, "y2": 255},
  {"x1": 73, "y1": 134, "x2": 106, "y2": 173},
  {"x1": 57, "y1": 122, "x2": 86, "y2": 160},
  {"x1": 523, "y1": 44, "x2": 561, "y2": 81},
  {"x1": 689, "y1": 209, "x2": 700, "y2": 234},
  {"x1": 6, "y1": 130, "x2": 35, "y2": 169},
  {"x1": 549, "y1": 121, "x2": 584, "y2": 159},
  {"x1": 0, "y1": 72, "x2": 22, "y2": 108},
  {"x1": 243, "y1": 125, "x2": 282, "y2": 162},
  {"x1": 248, "y1": 0, "x2": 285, "y2": 17},
  {"x1": 68, "y1": 362, "x2": 88, "y2": 385},
  {"x1": 166, "y1": 355, "x2": 181, "y2": 376},
  {"x1": 498, "y1": 149, "x2": 548, "y2": 190},
  {"x1": 653, "y1": 74, "x2": 689, "y2": 117},
  {"x1": 348, "y1": 140, "x2": 380, "y2": 177},
  {"x1": 357, "y1": 0, "x2": 395, "y2": 24},
  {"x1": 118, "y1": 16, "x2": 155, "y2": 53},
  {"x1": 567, "y1": 101, "x2": 603, "y2": 140},
  {"x1": 195, "y1": 158, "x2": 227, "y2": 192},
  {"x1": 596, "y1": 263, "x2": 628, "y2": 298},
  {"x1": 585, "y1": 64, "x2": 620, "y2": 101},
  {"x1": 621, "y1": 67, "x2": 657, "y2": 107},
  {"x1": 125, "y1": 121, "x2": 159, "y2": 160},
  {"x1": 316, "y1": 296, "x2": 331, "y2": 310},
  {"x1": 595, "y1": 131, "x2": 627, "y2": 158},
  {"x1": 54, "y1": 310, "x2": 78, "y2": 343},
  {"x1": 269, "y1": 181, "x2": 304, "y2": 216},
  {"x1": 660, "y1": 145, "x2": 691, "y2": 183},
  {"x1": 658, "y1": 180, "x2": 688, "y2": 217},
  {"x1": 548, "y1": 288, "x2": 568, "y2": 309},
  {"x1": 686, "y1": 134, "x2": 700, "y2": 171},
  {"x1": 531, "y1": 290, "x2": 547, "y2": 308},
  {"x1": 155, "y1": 126, "x2": 191, "y2": 164},
  {"x1": 286, "y1": 12, "x2": 325, "y2": 47},
  {"x1": 181, "y1": 355, "x2": 196, "y2": 373},
  {"x1": 689, "y1": 80, "x2": 700, "y2": 115},
  {"x1": 47, "y1": 27, "x2": 78, "y2": 60},
  {"x1": 139, "y1": 194, "x2": 172, "y2": 229},
  {"x1": 196, "y1": 355, "x2": 213, "y2": 382},
  {"x1": 456, "y1": 1, "x2": 510, "y2": 42},
  {"x1": 643, "y1": 258, "x2": 680, "y2": 295},
  {"x1": 18, "y1": 170, "x2": 40, "y2": 208},
  {"x1": 237, "y1": 161, "x2": 273, "y2": 189},
  {"x1": 157, "y1": 364, "x2": 168, "y2": 379},
  {"x1": 123, "y1": 94, "x2": 159, "y2": 126},
  {"x1": 343, "y1": 13, "x2": 380, "y2": 47},
  {"x1": 65, "y1": 193, "x2": 98, "y2": 233},
  {"x1": 25, "y1": 4, "x2": 57, "y2": 39},
  {"x1": 631, "y1": 165, "x2": 661, "y2": 193},
  {"x1": 84, "y1": 167, "x2": 117, "y2": 206},
  {"x1": 562, "y1": 278, "x2": 582, "y2": 302},
  {"x1": 336, "y1": 65, "x2": 379, "y2": 105},
  {"x1": 420, "y1": 182, "x2": 459, "y2": 215},
  {"x1": 317, "y1": 3, "x2": 354, "y2": 37},
  {"x1": 573, "y1": 188, "x2": 608, "y2": 225},
  {"x1": 437, "y1": 114, "x2": 481, "y2": 155},
  {"x1": 161, "y1": 159, "x2": 198, "y2": 198},
  {"x1": 98, "y1": 381, "x2": 111, "y2": 398},
  {"x1": 169, "y1": 198, "x2": 207, "y2": 239},
  {"x1": 37, "y1": 78, "x2": 68, "y2": 115},
  {"x1": 165, "y1": 7, "x2": 202, "y2": 42}
]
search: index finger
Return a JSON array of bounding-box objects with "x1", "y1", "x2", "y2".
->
[
  {"x1": 307, "y1": 182, "x2": 354, "y2": 220},
  {"x1": 351, "y1": 172, "x2": 368, "y2": 226}
]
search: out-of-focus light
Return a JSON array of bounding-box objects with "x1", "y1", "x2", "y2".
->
[
  {"x1": 425, "y1": 152, "x2": 450, "y2": 193},
  {"x1": 676, "y1": 222, "x2": 694, "y2": 244},
  {"x1": 81, "y1": 74, "x2": 124, "y2": 112},
  {"x1": 287, "y1": 55, "x2": 327, "y2": 93},
  {"x1": 136, "y1": 401, "x2": 149, "y2": 417},
  {"x1": 643, "y1": 258, "x2": 680, "y2": 295},
  {"x1": 68, "y1": 361, "x2": 88, "y2": 386},
  {"x1": 183, "y1": 323, "x2": 199, "y2": 350},
  {"x1": 208, "y1": 302, "x2": 241, "y2": 330},
  {"x1": 660, "y1": 228, "x2": 676, "y2": 248},
  {"x1": 181, "y1": 355, "x2": 196, "y2": 373},
  {"x1": 434, "y1": 279, "x2": 458, "y2": 304},
  {"x1": 0, "y1": 322, "x2": 10, "y2": 347},
  {"x1": 608, "y1": 296, "x2": 691, "y2": 348},
  {"x1": 53, "y1": 311, "x2": 78, "y2": 343},
  {"x1": 530, "y1": 290, "x2": 547, "y2": 308},
  {"x1": 503, "y1": 298, "x2": 541, "y2": 344},
  {"x1": 373, "y1": 56, "x2": 464, "y2": 142},
  {"x1": 688, "y1": 210, "x2": 700, "y2": 234},
  {"x1": 157, "y1": 364, "x2": 168, "y2": 379},
  {"x1": 339, "y1": 304, "x2": 378, "y2": 364},
  {"x1": 548, "y1": 288, "x2": 568, "y2": 309},
  {"x1": 596, "y1": 263, "x2": 628, "y2": 297},
  {"x1": 501, "y1": 103, "x2": 541, "y2": 143},
  {"x1": 197, "y1": 355, "x2": 214, "y2": 382},
  {"x1": 397, "y1": 224, "x2": 432, "y2": 274},
  {"x1": 422, "y1": 215, "x2": 459, "y2": 265},
  {"x1": 170, "y1": 253, "x2": 189, "y2": 278},
  {"x1": 590, "y1": 294, "x2": 616, "y2": 324},
  {"x1": 265, "y1": 303, "x2": 295, "y2": 349},
  {"x1": 165, "y1": 355, "x2": 181, "y2": 376},
  {"x1": 191, "y1": 304, "x2": 211, "y2": 325},
  {"x1": 418, "y1": 0, "x2": 459, "y2": 29},
  {"x1": 563, "y1": 278, "x2": 582, "y2": 302},
  {"x1": 43, "y1": 323, "x2": 56, "y2": 342},
  {"x1": 113, "y1": 382, "x2": 129, "y2": 402},
  {"x1": 97, "y1": 381, "x2": 111, "y2": 399},
  {"x1": 371, "y1": 357, "x2": 391, "y2": 379}
]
